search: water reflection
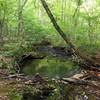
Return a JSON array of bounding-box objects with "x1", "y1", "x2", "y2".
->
[{"x1": 22, "y1": 57, "x2": 78, "y2": 78}]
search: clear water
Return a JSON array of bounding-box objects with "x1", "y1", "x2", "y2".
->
[{"x1": 22, "y1": 57, "x2": 78, "y2": 78}]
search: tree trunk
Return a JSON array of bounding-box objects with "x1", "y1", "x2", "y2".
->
[
  {"x1": 0, "y1": 2, "x2": 6, "y2": 48},
  {"x1": 0, "y1": 20, "x2": 4, "y2": 47},
  {"x1": 17, "y1": 0, "x2": 27, "y2": 42},
  {"x1": 18, "y1": 0, "x2": 24, "y2": 35}
]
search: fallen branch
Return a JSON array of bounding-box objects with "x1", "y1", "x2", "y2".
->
[{"x1": 62, "y1": 78, "x2": 100, "y2": 88}]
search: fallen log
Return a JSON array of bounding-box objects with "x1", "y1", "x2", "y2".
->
[
  {"x1": 51, "y1": 76, "x2": 100, "y2": 90},
  {"x1": 62, "y1": 78, "x2": 100, "y2": 88}
]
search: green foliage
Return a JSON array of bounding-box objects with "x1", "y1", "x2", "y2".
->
[
  {"x1": 8, "y1": 88, "x2": 22, "y2": 100},
  {"x1": 0, "y1": 0, "x2": 99, "y2": 79},
  {"x1": 0, "y1": 1, "x2": 100, "y2": 100},
  {"x1": 0, "y1": 0, "x2": 99, "y2": 47}
]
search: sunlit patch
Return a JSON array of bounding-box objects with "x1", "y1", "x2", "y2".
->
[{"x1": 81, "y1": 0, "x2": 96, "y2": 12}]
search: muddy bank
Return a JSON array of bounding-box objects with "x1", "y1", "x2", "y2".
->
[{"x1": 14, "y1": 41, "x2": 74, "y2": 73}]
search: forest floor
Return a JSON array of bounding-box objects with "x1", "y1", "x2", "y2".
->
[
  {"x1": 0, "y1": 67, "x2": 100, "y2": 100},
  {"x1": 0, "y1": 41, "x2": 100, "y2": 100}
]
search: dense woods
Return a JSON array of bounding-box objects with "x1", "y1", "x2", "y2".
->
[{"x1": 0, "y1": 0, "x2": 100, "y2": 100}]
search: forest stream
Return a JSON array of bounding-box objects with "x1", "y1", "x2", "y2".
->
[
  {"x1": 1, "y1": 0, "x2": 100, "y2": 99},
  {"x1": 13, "y1": 41, "x2": 78, "y2": 76},
  {"x1": 0, "y1": 41, "x2": 100, "y2": 100},
  {"x1": 2, "y1": 41, "x2": 97, "y2": 100}
]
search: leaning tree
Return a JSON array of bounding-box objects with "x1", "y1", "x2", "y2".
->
[{"x1": 40, "y1": 0, "x2": 100, "y2": 71}]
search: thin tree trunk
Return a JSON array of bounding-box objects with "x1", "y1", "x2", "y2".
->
[
  {"x1": 18, "y1": 0, "x2": 24, "y2": 35},
  {"x1": 73, "y1": 0, "x2": 81, "y2": 18},
  {"x1": 0, "y1": 1, "x2": 6, "y2": 47},
  {"x1": 0, "y1": 20, "x2": 4, "y2": 47},
  {"x1": 18, "y1": 0, "x2": 27, "y2": 40},
  {"x1": 61, "y1": 0, "x2": 64, "y2": 22}
]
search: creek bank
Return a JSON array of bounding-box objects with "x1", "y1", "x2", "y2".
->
[{"x1": 14, "y1": 41, "x2": 74, "y2": 73}]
